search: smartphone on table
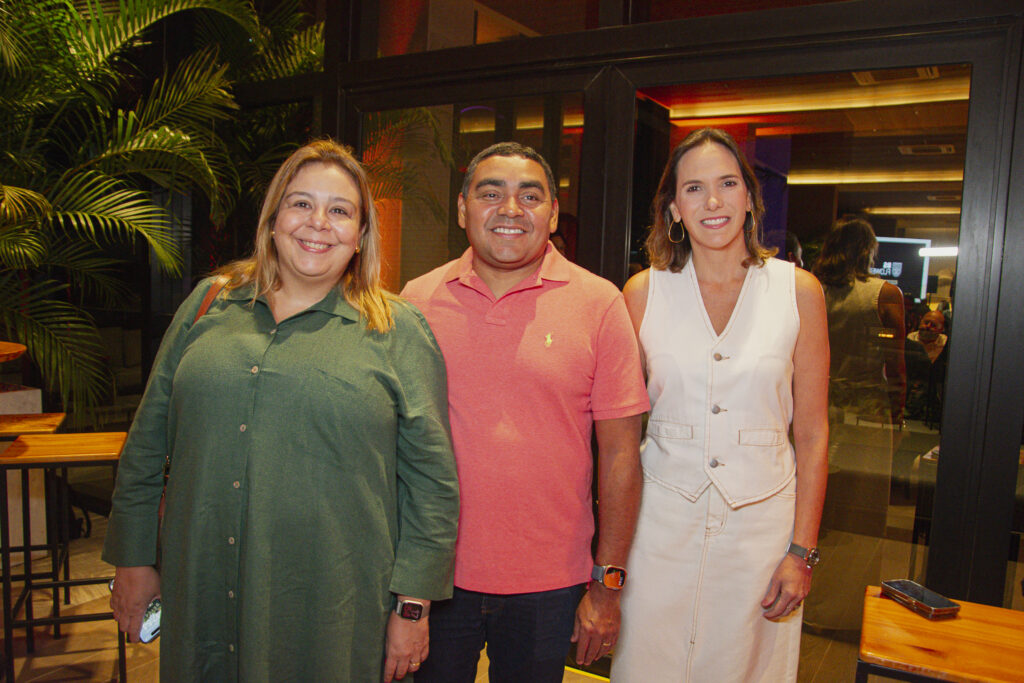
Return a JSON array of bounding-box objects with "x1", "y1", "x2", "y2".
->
[{"x1": 881, "y1": 579, "x2": 960, "y2": 620}]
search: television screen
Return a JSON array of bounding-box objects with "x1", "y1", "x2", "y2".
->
[{"x1": 871, "y1": 237, "x2": 931, "y2": 302}]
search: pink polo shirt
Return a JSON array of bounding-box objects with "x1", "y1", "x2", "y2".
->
[{"x1": 402, "y1": 246, "x2": 648, "y2": 594}]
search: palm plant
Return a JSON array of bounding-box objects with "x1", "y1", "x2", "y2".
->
[{"x1": 0, "y1": 0, "x2": 259, "y2": 411}]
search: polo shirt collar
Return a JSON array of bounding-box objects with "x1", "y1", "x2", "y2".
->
[
  {"x1": 445, "y1": 243, "x2": 571, "y2": 297},
  {"x1": 223, "y1": 280, "x2": 360, "y2": 322}
]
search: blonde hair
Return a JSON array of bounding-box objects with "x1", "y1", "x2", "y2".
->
[
  {"x1": 217, "y1": 139, "x2": 394, "y2": 332},
  {"x1": 645, "y1": 128, "x2": 775, "y2": 272}
]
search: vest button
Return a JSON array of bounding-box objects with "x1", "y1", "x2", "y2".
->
[
  {"x1": 713, "y1": 353, "x2": 723, "y2": 361},
  {"x1": 709, "y1": 458, "x2": 720, "y2": 468},
  {"x1": 711, "y1": 404, "x2": 722, "y2": 414}
]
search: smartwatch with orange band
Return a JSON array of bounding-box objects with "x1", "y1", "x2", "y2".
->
[{"x1": 591, "y1": 564, "x2": 627, "y2": 590}]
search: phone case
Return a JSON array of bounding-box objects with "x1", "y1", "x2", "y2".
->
[{"x1": 881, "y1": 580, "x2": 960, "y2": 620}]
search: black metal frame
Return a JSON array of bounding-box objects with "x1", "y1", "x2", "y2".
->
[
  {"x1": 233, "y1": 0, "x2": 1024, "y2": 607},
  {"x1": 1, "y1": 460, "x2": 127, "y2": 681},
  {"x1": 855, "y1": 659, "x2": 940, "y2": 683}
]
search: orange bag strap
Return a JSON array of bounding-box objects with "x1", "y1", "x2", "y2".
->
[{"x1": 193, "y1": 276, "x2": 227, "y2": 324}]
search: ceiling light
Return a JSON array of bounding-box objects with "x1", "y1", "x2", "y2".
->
[
  {"x1": 788, "y1": 169, "x2": 964, "y2": 184},
  {"x1": 669, "y1": 76, "x2": 969, "y2": 118},
  {"x1": 864, "y1": 207, "x2": 961, "y2": 215}
]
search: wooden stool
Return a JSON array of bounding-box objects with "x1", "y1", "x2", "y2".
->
[
  {"x1": 0, "y1": 413, "x2": 66, "y2": 440},
  {"x1": 0, "y1": 432, "x2": 128, "y2": 681},
  {"x1": 857, "y1": 585, "x2": 1024, "y2": 682}
]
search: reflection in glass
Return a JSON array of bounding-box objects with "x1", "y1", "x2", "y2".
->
[
  {"x1": 632, "y1": 63, "x2": 968, "y2": 677},
  {"x1": 376, "y1": 0, "x2": 594, "y2": 56},
  {"x1": 362, "y1": 94, "x2": 583, "y2": 290}
]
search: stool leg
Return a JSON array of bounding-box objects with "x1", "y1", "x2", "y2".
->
[
  {"x1": 45, "y1": 470, "x2": 61, "y2": 639},
  {"x1": 21, "y1": 469, "x2": 34, "y2": 653},
  {"x1": 59, "y1": 467, "x2": 71, "y2": 605},
  {"x1": 117, "y1": 629, "x2": 128, "y2": 681},
  {"x1": 855, "y1": 659, "x2": 868, "y2": 682},
  {"x1": 2, "y1": 469, "x2": 17, "y2": 683}
]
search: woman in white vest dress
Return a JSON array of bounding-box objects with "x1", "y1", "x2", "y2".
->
[{"x1": 611, "y1": 128, "x2": 829, "y2": 682}]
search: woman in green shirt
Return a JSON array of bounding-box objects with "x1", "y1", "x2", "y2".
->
[{"x1": 103, "y1": 140, "x2": 459, "y2": 682}]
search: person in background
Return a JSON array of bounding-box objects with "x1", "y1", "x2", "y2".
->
[
  {"x1": 402, "y1": 142, "x2": 648, "y2": 682},
  {"x1": 907, "y1": 310, "x2": 947, "y2": 364},
  {"x1": 104, "y1": 140, "x2": 459, "y2": 682},
  {"x1": 905, "y1": 309, "x2": 949, "y2": 424},
  {"x1": 806, "y1": 215, "x2": 905, "y2": 630},
  {"x1": 612, "y1": 128, "x2": 829, "y2": 682}
]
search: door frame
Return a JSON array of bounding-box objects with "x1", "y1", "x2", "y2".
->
[{"x1": 330, "y1": 0, "x2": 1024, "y2": 604}]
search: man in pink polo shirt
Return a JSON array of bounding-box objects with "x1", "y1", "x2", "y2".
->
[{"x1": 402, "y1": 142, "x2": 648, "y2": 682}]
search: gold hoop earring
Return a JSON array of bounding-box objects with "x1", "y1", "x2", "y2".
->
[
  {"x1": 668, "y1": 219, "x2": 685, "y2": 244},
  {"x1": 744, "y1": 213, "x2": 756, "y2": 235},
  {"x1": 270, "y1": 230, "x2": 275, "y2": 237},
  {"x1": 355, "y1": 246, "x2": 360, "y2": 254}
]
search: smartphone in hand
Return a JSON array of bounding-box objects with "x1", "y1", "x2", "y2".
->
[
  {"x1": 881, "y1": 579, "x2": 960, "y2": 620},
  {"x1": 109, "y1": 578, "x2": 162, "y2": 642}
]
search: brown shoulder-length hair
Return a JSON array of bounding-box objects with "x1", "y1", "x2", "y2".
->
[
  {"x1": 811, "y1": 216, "x2": 878, "y2": 289},
  {"x1": 645, "y1": 128, "x2": 774, "y2": 272},
  {"x1": 216, "y1": 139, "x2": 394, "y2": 332}
]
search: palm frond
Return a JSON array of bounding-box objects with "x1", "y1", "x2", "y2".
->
[
  {"x1": 0, "y1": 2, "x2": 33, "y2": 75},
  {"x1": 0, "y1": 274, "x2": 110, "y2": 409},
  {"x1": 137, "y1": 46, "x2": 237, "y2": 132},
  {"x1": 86, "y1": 116, "x2": 227, "y2": 218},
  {"x1": 48, "y1": 170, "x2": 180, "y2": 271},
  {"x1": 70, "y1": 0, "x2": 260, "y2": 73},
  {"x1": 44, "y1": 240, "x2": 133, "y2": 307},
  {"x1": 242, "y1": 23, "x2": 323, "y2": 83},
  {"x1": 0, "y1": 224, "x2": 47, "y2": 269},
  {"x1": 0, "y1": 183, "x2": 51, "y2": 223}
]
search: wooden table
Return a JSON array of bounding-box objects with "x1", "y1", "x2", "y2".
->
[
  {"x1": 0, "y1": 413, "x2": 66, "y2": 439},
  {"x1": 0, "y1": 432, "x2": 128, "y2": 681},
  {"x1": 0, "y1": 341, "x2": 26, "y2": 363},
  {"x1": 858, "y1": 585, "x2": 1024, "y2": 682}
]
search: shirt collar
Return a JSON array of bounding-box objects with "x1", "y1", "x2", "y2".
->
[
  {"x1": 445, "y1": 243, "x2": 572, "y2": 294},
  {"x1": 222, "y1": 280, "x2": 360, "y2": 322}
]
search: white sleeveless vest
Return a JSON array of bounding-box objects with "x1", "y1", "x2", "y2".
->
[{"x1": 640, "y1": 257, "x2": 800, "y2": 508}]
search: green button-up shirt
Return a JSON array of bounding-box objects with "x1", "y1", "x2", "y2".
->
[{"x1": 103, "y1": 278, "x2": 459, "y2": 681}]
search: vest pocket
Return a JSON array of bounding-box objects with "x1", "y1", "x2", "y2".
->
[
  {"x1": 737, "y1": 428, "x2": 785, "y2": 446},
  {"x1": 647, "y1": 420, "x2": 694, "y2": 440}
]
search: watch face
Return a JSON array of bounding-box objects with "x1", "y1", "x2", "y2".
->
[
  {"x1": 806, "y1": 548, "x2": 821, "y2": 567},
  {"x1": 398, "y1": 600, "x2": 424, "y2": 621},
  {"x1": 603, "y1": 567, "x2": 627, "y2": 590}
]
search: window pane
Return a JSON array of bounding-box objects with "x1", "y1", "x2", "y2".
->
[{"x1": 361, "y1": 93, "x2": 583, "y2": 291}]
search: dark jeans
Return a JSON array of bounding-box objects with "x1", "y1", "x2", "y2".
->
[{"x1": 415, "y1": 584, "x2": 586, "y2": 683}]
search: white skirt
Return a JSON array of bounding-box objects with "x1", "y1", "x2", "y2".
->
[{"x1": 611, "y1": 476, "x2": 801, "y2": 682}]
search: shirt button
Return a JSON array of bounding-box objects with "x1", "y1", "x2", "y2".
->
[
  {"x1": 228, "y1": 590, "x2": 235, "y2": 599},
  {"x1": 250, "y1": 365, "x2": 259, "y2": 374},
  {"x1": 239, "y1": 424, "x2": 246, "y2": 432},
  {"x1": 713, "y1": 353, "x2": 723, "y2": 361},
  {"x1": 232, "y1": 481, "x2": 240, "y2": 489},
  {"x1": 228, "y1": 644, "x2": 235, "y2": 652},
  {"x1": 270, "y1": 328, "x2": 277, "y2": 335},
  {"x1": 711, "y1": 405, "x2": 722, "y2": 414},
  {"x1": 228, "y1": 536, "x2": 235, "y2": 545},
  {"x1": 710, "y1": 458, "x2": 720, "y2": 468}
]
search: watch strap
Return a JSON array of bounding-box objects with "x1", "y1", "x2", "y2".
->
[
  {"x1": 591, "y1": 564, "x2": 627, "y2": 590},
  {"x1": 787, "y1": 542, "x2": 820, "y2": 568}
]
